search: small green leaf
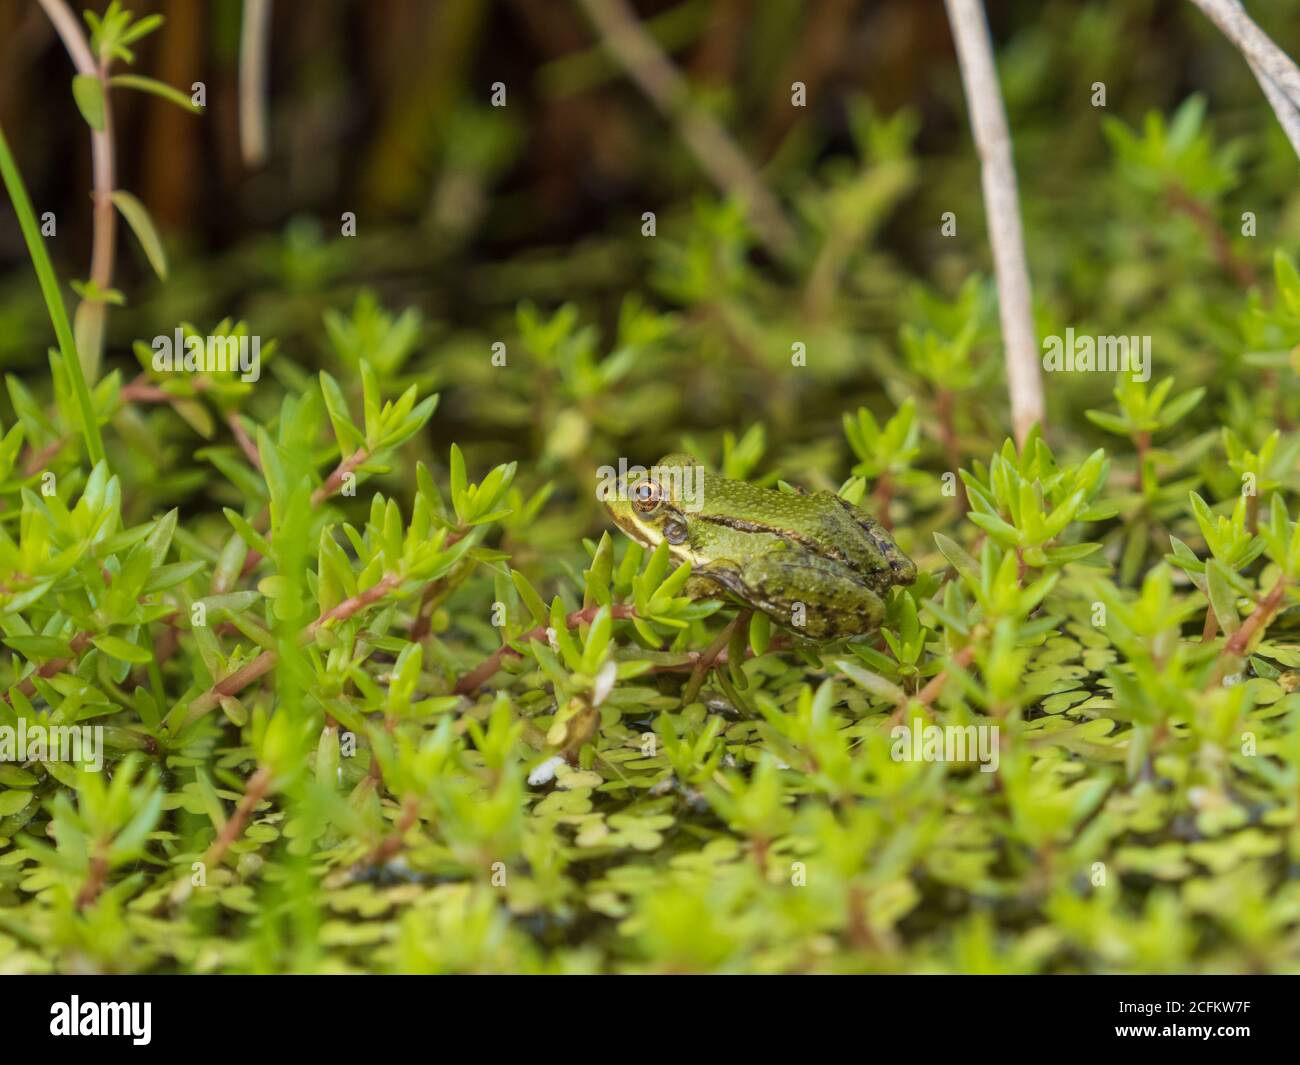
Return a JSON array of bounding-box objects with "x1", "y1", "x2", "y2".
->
[
  {"x1": 109, "y1": 74, "x2": 204, "y2": 113},
  {"x1": 0, "y1": 791, "x2": 32, "y2": 817},
  {"x1": 3, "y1": 635, "x2": 75, "y2": 660},
  {"x1": 511, "y1": 569, "x2": 547, "y2": 625},
  {"x1": 1205, "y1": 560, "x2": 1241, "y2": 635},
  {"x1": 449, "y1": 444, "x2": 468, "y2": 515},
  {"x1": 835, "y1": 659, "x2": 906, "y2": 704},
  {"x1": 111, "y1": 191, "x2": 168, "y2": 280},
  {"x1": 968, "y1": 511, "x2": 1022, "y2": 547},
  {"x1": 91, "y1": 634, "x2": 153, "y2": 664},
  {"x1": 72, "y1": 74, "x2": 105, "y2": 131},
  {"x1": 749, "y1": 612, "x2": 772, "y2": 656}
]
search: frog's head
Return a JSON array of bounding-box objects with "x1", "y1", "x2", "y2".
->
[{"x1": 601, "y1": 454, "x2": 706, "y2": 563}]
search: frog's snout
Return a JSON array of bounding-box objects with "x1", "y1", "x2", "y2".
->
[{"x1": 603, "y1": 496, "x2": 635, "y2": 532}]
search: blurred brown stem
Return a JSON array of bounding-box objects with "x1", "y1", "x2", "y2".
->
[
  {"x1": 871, "y1": 471, "x2": 894, "y2": 532},
  {"x1": 574, "y1": 0, "x2": 796, "y2": 259},
  {"x1": 935, "y1": 388, "x2": 968, "y2": 512},
  {"x1": 76, "y1": 844, "x2": 110, "y2": 910},
  {"x1": 1165, "y1": 184, "x2": 1255, "y2": 289},
  {"x1": 363, "y1": 794, "x2": 421, "y2": 867},
  {"x1": 886, "y1": 644, "x2": 977, "y2": 727},
  {"x1": 203, "y1": 766, "x2": 273, "y2": 870}
]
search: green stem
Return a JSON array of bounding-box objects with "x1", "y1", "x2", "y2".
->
[{"x1": 0, "y1": 123, "x2": 106, "y2": 467}]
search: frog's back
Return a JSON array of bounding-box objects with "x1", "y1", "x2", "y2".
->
[
  {"x1": 707, "y1": 478, "x2": 907, "y2": 585},
  {"x1": 665, "y1": 458, "x2": 819, "y2": 529},
  {"x1": 653, "y1": 454, "x2": 909, "y2": 573}
]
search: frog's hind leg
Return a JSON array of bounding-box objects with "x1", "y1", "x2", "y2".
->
[
  {"x1": 684, "y1": 567, "x2": 744, "y2": 603},
  {"x1": 831, "y1": 495, "x2": 917, "y2": 587},
  {"x1": 738, "y1": 553, "x2": 885, "y2": 640}
]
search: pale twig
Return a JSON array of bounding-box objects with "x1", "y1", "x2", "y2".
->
[
  {"x1": 1186, "y1": 0, "x2": 1300, "y2": 161},
  {"x1": 1245, "y1": 53, "x2": 1300, "y2": 159},
  {"x1": 944, "y1": 0, "x2": 1043, "y2": 447},
  {"x1": 36, "y1": 0, "x2": 115, "y2": 379},
  {"x1": 239, "y1": 0, "x2": 273, "y2": 167},
  {"x1": 574, "y1": 0, "x2": 797, "y2": 259},
  {"x1": 35, "y1": 0, "x2": 94, "y2": 72}
]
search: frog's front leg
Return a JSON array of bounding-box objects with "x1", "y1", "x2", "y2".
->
[{"x1": 694, "y1": 553, "x2": 885, "y2": 640}]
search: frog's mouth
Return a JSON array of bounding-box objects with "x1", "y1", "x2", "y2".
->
[
  {"x1": 606, "y1": 498, "x2": 699, "y2": 566},
  {"x1": 606, "y1": 508, "x2": 648, "y2": 550}
]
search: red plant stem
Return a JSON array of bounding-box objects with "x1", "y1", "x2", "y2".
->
[
  {"x1": 887, "y1": 645, "x2": 977, "y2": 727},
  {"x1": 178, "y1": 573, "x2": 404, "y2": 729},
  {"x1": 1201, "y1": 608, "x2": 1218, "y2": 644},
  {"x1": 22, "y1": 437, "x2": 65, "y2": 477},
  {"x1": 916, "y1": 645, "x2": 976, "y2": 705},
  {"x1": 311, "y1": 445, "x2": 369, "y2": 508},
  {"x1": 364, "y1": 794, "x2": 421, "y2": 866},
  {"x1": 1134, "y1": 429, "x2": 1151, "y2": 494},
  {"x1": 1207, "y1": 578, "x2": 1287, "y2": 688},
  {"x1": 227, "y1": 411, "x2": 263, "y2": 471},
  {"x1": 19, "y1": 372, "x2": 196, "y2": 474},
  {"x1": 683, "y1": 610, "x2": 748, "y2": 702},
  {"x1": 118, "y1": 381, "x2": 171, "y2": 403},
  {"x1": 203, "y1": 766, "x2": 273, "y2": 869},
  {"x1": 76, "y1": 845, "x2": 109, "y2": 910},
  {"x1": 409, "y1": 583, "x2": 438, "y2": 641},
  {"x1": 1166, "y1": 184, "x2": 1256, "y2": 289},
  {"x1": 407, "y1": 533, "x2": 469, "y2": 641},
  {"x1": 846, "y1": 883, "x2": 876, "y2": 952},
  {"x1": 239, "y1": 445, "x2": 372, "y2": 577},
  {"x1": 2, "y1": 631, "x2": 92, "y2": 705},
  {"x1": 454, "y1": 605, "x2": 637, "y2": 695}
]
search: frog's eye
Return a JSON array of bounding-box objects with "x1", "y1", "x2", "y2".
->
[
  {"x1": 631, "y1": 480, "x2": 662, "y2": 512},
  {"x1": 663, "y1": 518, "x2": 688, "y2": 545}
]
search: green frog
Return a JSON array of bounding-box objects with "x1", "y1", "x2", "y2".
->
[{"x1": 603, "y1": 453, "x2": 916, "y2": 639}]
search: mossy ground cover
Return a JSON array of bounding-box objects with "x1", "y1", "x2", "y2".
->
[{"x1": 2, "y1": 1, "x2": 1300, "y2": 974}]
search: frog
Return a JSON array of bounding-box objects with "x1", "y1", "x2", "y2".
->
[{"x1": 602, "y1": 453, "x2": 916, "y2": 640}]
